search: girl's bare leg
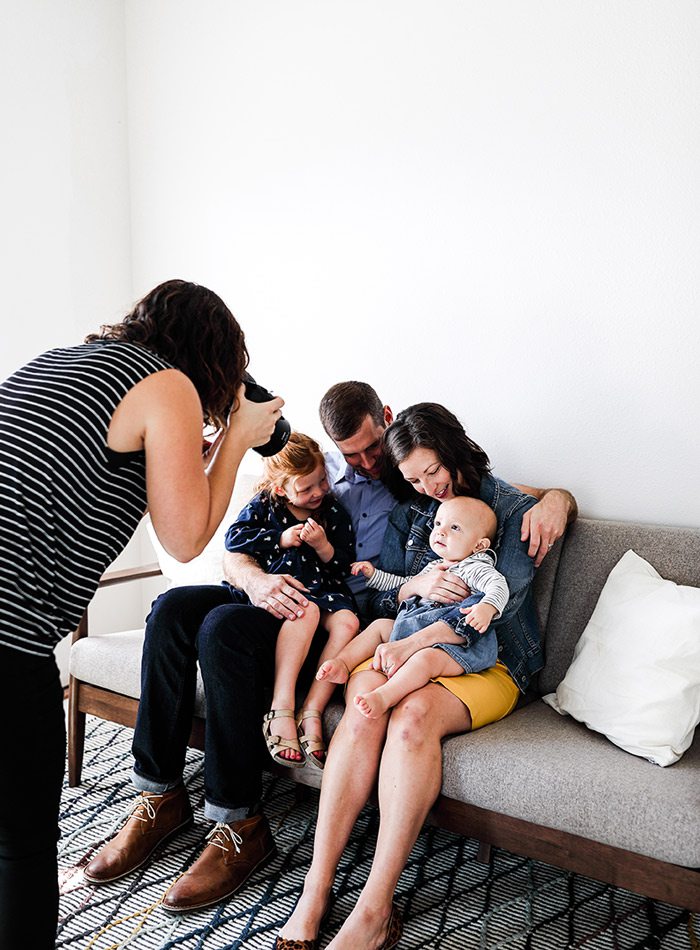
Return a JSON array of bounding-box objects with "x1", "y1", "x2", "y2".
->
[
  {"x1": 278, "y1": 668, "x2": 390, "y2": 942},
  {"x1": 297, "y1": 609, "x2": 360, "y2": 763},
  {"x1": 327, "y1": 683, "x2": 471, "y2": 949},
  {"x1": 269, "y1": 602, "x2": 320, "y2": 762},
  {"x1": 317, "y1": 618, "x2": 393, "y2": 684}
]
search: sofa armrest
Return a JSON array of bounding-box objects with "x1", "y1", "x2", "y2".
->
[
  {"x1": 71, "y1": 563, "x2": 163, "y2": 643},
  {"x1": 98, "y1": 562, "x2": 162, "y2": 588}
]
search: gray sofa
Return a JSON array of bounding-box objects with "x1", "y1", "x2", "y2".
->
[{"x1": 68, "y1": 516, "x2": 700, "y2": 911}]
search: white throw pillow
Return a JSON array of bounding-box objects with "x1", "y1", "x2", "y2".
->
[
  {"x1": 542, "y1": 549, "x2": 700, "y2": 766},
  {"x1": 146, "y1": 472, "x2": 259, "y2": 588}
]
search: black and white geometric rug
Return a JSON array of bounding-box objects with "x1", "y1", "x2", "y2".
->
[{"x1": 58, "y1": 718, "x2": 696, "y2": 949}]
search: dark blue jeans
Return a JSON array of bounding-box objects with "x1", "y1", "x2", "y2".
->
[
  {"x1": 0, "y1": 645, "x2": 65, "y2": 950},
  {"x1": 132, "y1": 585, "x2": 287, "y2": 821}
]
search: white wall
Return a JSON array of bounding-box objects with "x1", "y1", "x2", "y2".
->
[
  {"x1": 0, "y1": 1, "x2": 154, "y2": 680},
  {"x1": 125, "y1": 0, "x2": 700, "y2": 528},
  {"x1": 0, "y1": 0, "x2": 133, "y2": 375}
]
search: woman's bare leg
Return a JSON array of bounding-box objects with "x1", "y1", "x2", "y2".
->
[
  {"x1": 327, "y1": 683, "x2": 471, "y2": 949},
  {"x1": 269, "y1": 603, "x2": 320, "y2": 762},
  {"x1": 278, "y1": 667, "x2": 390, "y2": 942}
]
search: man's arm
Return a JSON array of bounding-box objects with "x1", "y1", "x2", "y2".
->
[
  {"x1": 223, "y1": 551, "x2": 309, "y2": 621},
  {"x1": 513, "y1": 485, "x2": 578, "y2": 567}
]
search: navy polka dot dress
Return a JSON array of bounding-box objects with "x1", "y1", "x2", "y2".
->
[{"x1": 224, "y1": 491, "x2": 356, "y2": 613}]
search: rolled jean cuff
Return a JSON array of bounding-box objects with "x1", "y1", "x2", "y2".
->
[
  {"x1": 204, "y1": 802, "x2": 250, "y2": 824},
  {"x1": 132, "y1": 769, "x2": 182, "y2": 795}
]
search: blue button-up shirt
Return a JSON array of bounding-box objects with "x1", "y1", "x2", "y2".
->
[{"x1": 324, "y1": 451, "x2": 396, "y2": 594}]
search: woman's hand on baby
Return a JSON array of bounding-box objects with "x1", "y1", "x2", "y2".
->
[
  {"x1": 372, "y1": 639, "x2": 416, "y2": 677},
  {"x1": 404, "y1": 563, "x2": 469, "y2": 603},
  {"x1": 460, "y1": 602, "x2": 497, "y2": 633},
  {"x1": 351, "y1": 560, "x2": 374, "y2": 578},
  {"x1": 229, "y1": 383, "x2": 285, "y2": 451},
  {"x1": 280, "y1": 524, "x2": 304, "y2": 549}
]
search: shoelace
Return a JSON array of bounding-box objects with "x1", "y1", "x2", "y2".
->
[
  {"x1": 127, "y1": 792, "x2": 163, "y2": 824},
  {"x1": 206, "y1": 822, "x2": 243, "y2": 854}
]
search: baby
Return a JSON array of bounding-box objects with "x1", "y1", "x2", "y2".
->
[{"x1": 317, "y1": 495, "x2": 510, "y2": 719}]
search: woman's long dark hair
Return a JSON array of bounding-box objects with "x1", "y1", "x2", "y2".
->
[
  {"x1": 86, "y1": 279, "x2": 249, "y2": 429},
  {"x1": 382, "y1": 403, "x2": 491, "y2": 500}
]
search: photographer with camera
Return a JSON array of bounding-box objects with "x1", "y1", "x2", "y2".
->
[
  {"x1": 0, "y1": 279, "x2": 281, "y2": 949},
  {"x1": 84, "y1": 373, "x2": 295, "y2": 910}
]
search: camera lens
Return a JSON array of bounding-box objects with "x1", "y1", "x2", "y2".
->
[{"x1": 243, "y1": 373, "x2": 291, "y2": 457}]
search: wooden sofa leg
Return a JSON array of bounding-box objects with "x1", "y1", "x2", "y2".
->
[
  {"x1": 476, "y1": 841, "x2": 492, "y2": 864},
  {"x1": 68, "y1": 676, "x2": 85, "y2": 787}
]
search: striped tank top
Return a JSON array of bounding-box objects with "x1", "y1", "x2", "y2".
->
[{"x1": 0, "y1": 340, "x2": 173, "y2": 656}]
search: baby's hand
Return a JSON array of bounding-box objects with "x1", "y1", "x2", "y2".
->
[
  {"x1": 460, "y1": 602, "x2": 498, "y2": 633},
  {"x1": 299, "y1": 517, "x2": 327, "y2": 550},
  {"x1": 280, "y1": 524, "x2": 304, "y2": 549},
  {"x1": 351, "y1": 560, "x2": 375, "y2": 578}
]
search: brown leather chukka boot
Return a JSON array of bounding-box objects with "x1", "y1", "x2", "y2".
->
[
  {"x1": 84, "y1": 786, "x2": 193, "y2": 884},
  {"x1": 161, "y1": 813, "x2": 276, "y2": 914}
]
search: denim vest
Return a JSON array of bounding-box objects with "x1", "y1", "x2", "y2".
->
[{"x1": 369, "y1": 474, "x2": 543, "y2": 692}]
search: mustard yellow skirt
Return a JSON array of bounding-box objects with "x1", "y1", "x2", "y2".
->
[{"x1": 351, "y1": 658, "x2": 519, "y2": 730}]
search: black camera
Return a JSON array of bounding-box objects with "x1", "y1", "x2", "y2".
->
[{"x1": 243, "y1": 373, "x2": 291, "y2": 457}]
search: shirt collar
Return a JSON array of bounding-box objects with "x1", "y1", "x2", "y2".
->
[{"x1": 329, "y1": 458, "x2": 370, "y2": 486}]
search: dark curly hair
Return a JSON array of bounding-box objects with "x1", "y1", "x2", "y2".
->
[
  {"x1": 86, "y1": 279, "x2": 249, "y2": 429},
  {"x1": 382, "y1": 403, "x2": 491, "y2": 500}
]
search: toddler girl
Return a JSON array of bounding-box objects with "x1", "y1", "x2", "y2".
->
[
  {"x1": 225, "y1": 432, "x2": 359, "y2": 769},
  {"x1": 317, "y1": 495, "x2": 509, "y2": 718}
]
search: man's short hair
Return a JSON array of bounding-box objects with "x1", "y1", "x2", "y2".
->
[{"x1": 319, "y1": 381, "x2": 385, "y2": 441}]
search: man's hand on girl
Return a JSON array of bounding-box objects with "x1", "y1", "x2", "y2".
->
[{"x1": 247, "y1": 571, "x2": 309, "y2": 621}]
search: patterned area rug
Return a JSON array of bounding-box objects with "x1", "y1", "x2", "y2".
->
[{"x1": 58, "y1": 718, "x2": 695, "y2": 950}]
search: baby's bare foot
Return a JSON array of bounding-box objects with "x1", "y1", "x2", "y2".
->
[
  {"x1": 353, "y1": 690, "x2": 390, "y2": 719},
  {"x1": 316, "y1": 658, "x2": 349, "y2": 684}
]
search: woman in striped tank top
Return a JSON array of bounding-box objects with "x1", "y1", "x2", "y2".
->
[{"x1": 0, "y1": 279, "x2": 282, "y2": 949}]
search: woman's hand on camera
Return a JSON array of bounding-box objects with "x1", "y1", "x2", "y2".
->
[{"x1": 230, "y1": 383, "x2": 284, "y2": 450}]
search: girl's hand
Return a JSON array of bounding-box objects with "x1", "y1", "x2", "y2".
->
[
  {"x1": 299, "y1": 517, "x2": 327, "y2": 550},
  {"x1": 460, "y1": 602, "x2": 498, "y2": 633},
  {"x1": 280, "y1": 524, "x2": 304, "y2": 549},
  {"x1": 351, "y1": 560, "x2": 375, "y2": 578},
  {"x1": 371, "y1": 638, "x2": 419, "y2": 678},
  {"x1": 229, "y1": 383, "x2": 285, "y2": 451}
]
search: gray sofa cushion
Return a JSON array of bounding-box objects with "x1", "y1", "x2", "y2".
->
[
  {"x1": 539, "y1": 518, "x2": 700, "y2": 694},
  {"x1": 70, "y1": 630, "x2": 208, "y2": 718},
  {"x1": 439, "y1": 700, "x2": 700, "y2": 867}
]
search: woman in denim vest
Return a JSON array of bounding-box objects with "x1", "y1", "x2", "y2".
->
[{"x1": 275, "y1": 403, "x2": 576, "y2": 950}]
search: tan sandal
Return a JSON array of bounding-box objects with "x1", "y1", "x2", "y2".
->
[
  {"x1": 296, "y1": 708, "x2": 327, "y2": 771},
  {"x1": 262, "y1": 709, "x2": 305, "y2": 768}
]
